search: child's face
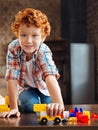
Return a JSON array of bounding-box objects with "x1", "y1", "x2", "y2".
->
[{"x1": 18, "y1": 24, "x2": 44, "y2": 56}]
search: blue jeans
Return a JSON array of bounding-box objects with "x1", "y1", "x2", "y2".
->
[{"x1": 19, "y1": 88, "x2": 52, "y2": 113}]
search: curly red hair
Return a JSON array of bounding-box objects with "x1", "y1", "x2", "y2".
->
[{"x1": 11, "y1": 8, "x2": 51, "y2": 38}]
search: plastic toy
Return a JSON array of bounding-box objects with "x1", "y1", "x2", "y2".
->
[
  {"x1": 91, "y1": 113, "x2": 98, "y2": 118},
  {"x1": 33, "y1": 104, "x2": 62, "y2": 124},
  {"x1": 66, "y1": 107, "x2": 90, "y2": 123},
  {"x1": 76, "y1": 112, "x2": 89, "y2": 123},
  {"x1": 33, "y1": 104, "x2": 90, "y2": 125},
  {"x1": 0, "y1": 96, "x2": 10, "y2": 112},
  {"x1": 0, "y1": 104, "x2": 10, "y2": 112}
]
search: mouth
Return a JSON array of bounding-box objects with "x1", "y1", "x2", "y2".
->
[{"x1": 25, "y1": 45, "x2": 34, "y2": 49}]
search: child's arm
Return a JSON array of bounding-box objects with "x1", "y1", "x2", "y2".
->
[
  {"x1": 7, "y1": 80, "x2": 18, "y2": 110},
  {"x1": 45, "y1": 75, "x2": 64, "y2": 117},
  {"x1": 0, "y1": 79, "x2": 20, "y2": 118}
]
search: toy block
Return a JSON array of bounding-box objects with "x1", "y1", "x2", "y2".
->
[
  {"x1": 63, "y1": 111, "x2": 69, "y2": 118},
  {"x1": 68, "y1": 117, "x2": 77, "y2": 122},
  {"x1": 91, "y1": 113, "x2": 98, "y2": 118},
  {"x1": 80, "y1": 108, "x2": 83, "y2": 113},
  {"x1": 33, "y1": 104, "x2": 47, "y2": 112},
  {"x1": 76, "y1": 112, "x2": 89, "y2": 123},
  {"x1": 0, "y1": 104, "x2": 10, "y2": 112},
  {"x1": 70, "y1": 112, "x2": 76, "y2": 117},
  {"x1": 83, "y1": 111, "x2": 90, "y2": 119},
  {"x1": 74, "y1": 107, "x2": 78, "y2": 113}
]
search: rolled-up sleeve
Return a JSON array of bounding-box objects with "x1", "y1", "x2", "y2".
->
[
  {"x1": 5, "y1": 44, "x2": 20, "y2": 80},
  {"x1": 37, "y1": 44, "x2": 60, "y2": 80}
]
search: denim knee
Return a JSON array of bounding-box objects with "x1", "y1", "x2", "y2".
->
[{"x1": 19, "y1": 89, "x2": 39, "y2": 113}]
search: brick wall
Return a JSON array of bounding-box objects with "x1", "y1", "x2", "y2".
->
[{"x1": 87, "y1": 0, "x2": 98, "y2": 102}]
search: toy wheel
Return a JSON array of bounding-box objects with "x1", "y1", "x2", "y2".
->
[
  {"x1": 54, "y1": 117, "x2": 61, "y2": 124},
  {"x1": 40, "y1": 117, "x2": 48, "y2": 125}
]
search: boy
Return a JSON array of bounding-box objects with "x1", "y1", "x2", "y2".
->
[{"x1": 0, "y1": 8, "x2": 64, "y2": 118}]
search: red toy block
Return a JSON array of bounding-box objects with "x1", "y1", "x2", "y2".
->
[
  {"x1": 91, "y1": 113, "x2": 98, "y2": 118},
  {"x1": 69, "y1": 109, "x2": 74, "y2": 113},
  {"x1": 76, "y1": 112, "x2": 89, "y2": 123}
]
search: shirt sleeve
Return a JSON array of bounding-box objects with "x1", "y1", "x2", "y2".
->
[
  {"x1": 37, "y1": 43, "x2": 60, "y2": 80},
  {"x1": 5, "y1": 43, "x2": 20, "y2": 80}
]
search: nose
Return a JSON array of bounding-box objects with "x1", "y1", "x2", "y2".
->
[{"x1": 27, "y1": 36, "x2": 32, "y2": 43}]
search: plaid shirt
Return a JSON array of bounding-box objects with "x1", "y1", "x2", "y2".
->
[{"x1": 5, "y1": 39, "x2": 60, "y2": 94}]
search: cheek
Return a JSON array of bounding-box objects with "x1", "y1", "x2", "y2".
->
[
  {"x1": 34, "y1": 40, "x2": 41, "y2": 47},
  {"x1": 34, "y1": 43, "x2": 40, "y2": 49},
  {"x1": 19, "y1": 38, "x2": 23, "y2": 44},
  {"x1": 19, "y1": 41, "x2": 23, "y2": 46},
  {"x1": 19, "y1": 41, "x2": 25, "y2": 48},
  {"x1": 19, "y1": 37, "x2": 25, "y2": 44}
]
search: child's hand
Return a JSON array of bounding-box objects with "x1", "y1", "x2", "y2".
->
[
  {"x1": 46, "y1": 103, "x2": 64, "y2": 117},
  {"x1": 0, "y1": 109, "x2": 20, "y2": 118}
]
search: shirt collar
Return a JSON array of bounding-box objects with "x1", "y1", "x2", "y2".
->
[{"x1": 20, "y1": 49, "x2": 38, "y2": 62}]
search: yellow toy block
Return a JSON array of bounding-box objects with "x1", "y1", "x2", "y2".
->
[
  {"x1": 68, "y1": 117, "x2": 77, "y2": 122},
  {"x1": 0, "y1": 104, "x2": 10, "y2": 112},
  {"x1": 33, "y1": 104, "x2": 47, "y2": 112},
  {"x1": 83, "y1": 111, "x2": 90, "y2": 119}
]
